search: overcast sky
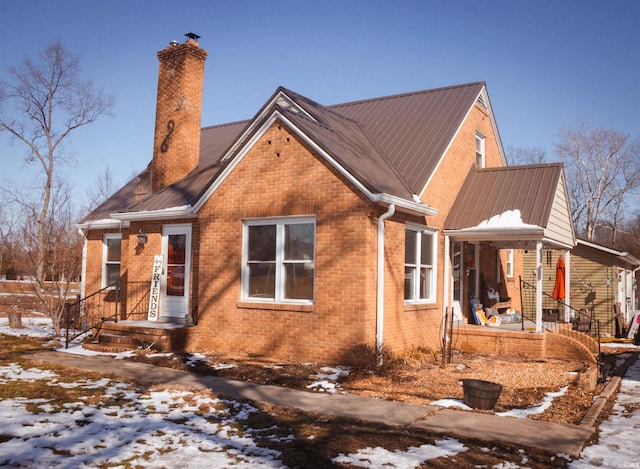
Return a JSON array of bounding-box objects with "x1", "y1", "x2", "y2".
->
[{"x1": 1, "y1": 0, "x2": 638, "y2": 210}]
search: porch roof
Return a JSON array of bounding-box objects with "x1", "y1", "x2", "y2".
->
[{"x1": 444, "y1": 163, "x2": 576, "y2": 249}]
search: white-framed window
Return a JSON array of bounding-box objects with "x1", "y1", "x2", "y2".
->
[
  {"x1": 404, "y1": 224, "x2": 437, "y2": 303},
  {"x1": 496, "y1": 248, "x2": 514, "y2": 282},
  {"x1": 102, "y1": 233, "x2": 121, "y2": 289},
  {"x1": 475, "y1": 131, "x2": 485, "y2": 168},
  {"x1": 506, "y1": 249, "x2": 514, "y2": 278},
  {"x1": 242, "y1": 217, "x2": 315, "y2": 304}
]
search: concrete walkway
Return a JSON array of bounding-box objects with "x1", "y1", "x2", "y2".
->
[{"x1": 29, "y1": 350, "x2": 608, "y2": 458}]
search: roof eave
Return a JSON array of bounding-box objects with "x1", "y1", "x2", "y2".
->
[
  {"x1": 373, "y1": 193, "x2": 438, "y2": 216},
  {"x1": 111, "y1": 206, "x2": 196, "y2": 221},
  {"x1": 444, "y1": 226, "x2": 545, "y2": 241},
  {"x1": 76, "y1": 219, "x2": 131, "y2": 231},
  {"x1": 577, "y1": 239, "x2": 640, "y2": 266}
]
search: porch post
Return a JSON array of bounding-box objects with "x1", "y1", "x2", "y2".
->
[
  {"x1": 564, "y1": 250, "x2": 571, "y2": 322},
  {"x1": 536, "y1": 241, "x2": 543, "y2": 332},
  {"x1": 443, "y1": 235, "x2": 450, "y2": 318}
]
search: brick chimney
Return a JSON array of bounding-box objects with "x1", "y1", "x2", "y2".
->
[{"x1": 151, "y1": 34, "x2": 208, "y2": 192}]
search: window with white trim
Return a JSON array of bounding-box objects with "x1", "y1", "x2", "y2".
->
[
  {"x1": 102, "y1": 234, "x2": 121, "y2": 288},
  {"x1": 404, "y1": 225, "x2": 437, "y2": 302},
  {"x1": 496, "y1": 248, "x2": 515, "y2": 282},
  {"x1": 475, "y1": 131, "x2": 485, "y2": 168},
  {"x1": 506, "y1": 249, "x2": 514, "y2": 278},
  {"x1": 243, "y1": 217, "x2": 315, "y2": 303}
]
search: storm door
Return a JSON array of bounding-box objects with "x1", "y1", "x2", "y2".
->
[{"x1": 160, "y1": 224, "x2": 191, "y2": 321}]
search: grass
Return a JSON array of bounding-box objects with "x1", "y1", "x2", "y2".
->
[{"x1": 0, "y1": 333, "x2": 576, "y2": 468}]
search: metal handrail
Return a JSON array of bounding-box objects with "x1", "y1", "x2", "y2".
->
[
  {"x1": 64, "y1": 282, "x2": 119, "y2": 348},
  {"x1": 519, "y1": 276, "x2": 592, "y2": 333}
]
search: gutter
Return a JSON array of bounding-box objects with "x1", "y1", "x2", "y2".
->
[
  {"x1": 376, "y1": 203, "x2": 395, "y2": 366},
  {"x1": 111, "y1": 206, "x2": 196, "y2": 222}
]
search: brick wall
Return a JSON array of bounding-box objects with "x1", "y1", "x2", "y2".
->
[
  {"x1": 455, "y1": 325, "x2": 597, "y2": 363},
  {"x1": 191, "y1": 121, "x2": 379, "y2": 363}
]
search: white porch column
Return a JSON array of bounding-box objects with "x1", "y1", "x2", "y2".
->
[
  {"x1": 536, "y1": 241, "x2": 543, "y2": 332},
  {"x1": 443, "y1": 235, "x2": 450, "y2": 318},
  {"x1": 564, "y1": 250, "x2": 571, "y2": 322}
]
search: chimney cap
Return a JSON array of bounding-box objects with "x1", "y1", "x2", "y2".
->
[{"x1": 185, "y1": 32, "x2": 201, "y2": 42}]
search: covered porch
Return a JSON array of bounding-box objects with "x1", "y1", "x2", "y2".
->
[{"x1": 441, "y1": 164, "x2": 583, "y2": 360}]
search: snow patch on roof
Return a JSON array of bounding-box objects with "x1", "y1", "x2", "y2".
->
[{"x1": 476, "y1": 209, "x2": 538, "y2": 229}]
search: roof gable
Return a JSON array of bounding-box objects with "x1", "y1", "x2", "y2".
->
[
  {"x1": 84, "y1": 82, "x2": 498, "y2": 223},
  {"x1": 445, "y1": 163, "x2": 576, "y2": 249},
  {"x1": 331, "y1": 82, "x2": 489, "y2": 195}
]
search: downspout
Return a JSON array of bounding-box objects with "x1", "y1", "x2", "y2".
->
[
  {"x1": 77, "y1": 229, "x2": 87, "y2": 301},
  {"x1": 376, "y1": 204, "x2": 395, "y2": 366}
]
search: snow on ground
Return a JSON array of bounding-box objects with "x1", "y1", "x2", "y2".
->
[
  {"x1": 2, "y1": 316, "x2": 640, "y2": 468},
  {"x1": 496, "y1": 386, "x2": 569, "y2": 419},
  {"x1": 332, "y1": 437, "x2": 468, "y2": 468},
  {"x1": 307, "y1": 366, "x2": 351, "y2": 393},
  {"x1": 0, "y1": 315, "x2": 56, "y2": 340},
  {"x1": 569, "y1": 355, "x2": 640, "y2": 469},
  {"x1": 0, "y1": 362, "x2": 286, "y2": 468}
]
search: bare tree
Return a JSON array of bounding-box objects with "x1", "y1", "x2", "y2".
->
[
  {"x1": 506, "y1": 145, "x2": 547, "y2": 166},
  {"x1": 85, "y1": 165, "x2": 118, "y2": 212},
  {"x1": 0, "y1": 41, "x2": 113, "y2": 334},
  {"x1": 554, "y1": 122, "x2": 640, "y2": 241},
  {"x1": 9, "y1": 180, "x2": 83, "y2": 335}
]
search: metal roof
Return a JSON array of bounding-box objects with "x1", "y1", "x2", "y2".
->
[
  {"x1": 445, "y1": 163, "x2": 564, "y2": 230},
  {"x1": 84, "y1": 82, "x2": 489, "y2": 221},
  {"x1": 330, "y1": 82, "x2": 485, "y2": 195}
]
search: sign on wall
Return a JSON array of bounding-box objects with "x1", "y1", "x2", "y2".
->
[{"x1": 147, "y1": 255, "x2": 163, "y2": 321}]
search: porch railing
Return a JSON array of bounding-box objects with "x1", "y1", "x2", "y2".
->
[
  {"x1": 519, "y1": 276, "x2": 594, "y2": 333},
  {"x1": 63, "y1": 281, "x2": 151, "y2": 348},
  {"x1": 519, "y1": 276, "x2": 609, "y2": 382},
  {"x1": 64, "y1": 282, "x2": 120, "y2": 347}
]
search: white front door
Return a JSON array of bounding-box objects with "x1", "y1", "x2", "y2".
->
[{"x1": 160, "y1": 224, "x2": 191, "y2": 322}]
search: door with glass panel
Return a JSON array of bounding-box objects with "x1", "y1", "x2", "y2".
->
[{"x1": 160, "y1": 225, "x2": 191, "y2": 321}]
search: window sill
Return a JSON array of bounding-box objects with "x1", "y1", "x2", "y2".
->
[
  {"x1": 404, "y1": 302, "x2": 438, "y2": 312},
  {"x1": 238, "y1": 301, "x2": 314, "y2": 313}
]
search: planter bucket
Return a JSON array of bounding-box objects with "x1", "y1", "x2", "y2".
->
[{"x1": 462, "y1": 379, "x2": 502, "y2": 410}]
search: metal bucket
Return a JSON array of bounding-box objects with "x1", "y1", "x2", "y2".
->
[{"x1": 462, "y1": 379, "x2": 502, "y2": 410}]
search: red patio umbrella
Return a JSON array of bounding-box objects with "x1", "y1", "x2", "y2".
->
[{"x1": 552, "y1": 257, "x2": 566, "y2": 300}]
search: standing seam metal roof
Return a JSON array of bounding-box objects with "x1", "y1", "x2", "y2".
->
[
  {"x1": 444, "y1": 163, "x2": 564, "y2": 230},
  {"x1": 85, "y1": 82, "x2": 489, "y2": 219}
]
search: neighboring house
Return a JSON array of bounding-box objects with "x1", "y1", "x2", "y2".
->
[
  {"x1": 524, "y1": 239, "x2": 640, "y2": 337},
  {"x1": 78, "y1": 36, "x2": 576, "y2": 363}
]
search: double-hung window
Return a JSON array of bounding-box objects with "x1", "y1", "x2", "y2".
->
[
  {"x1": 243, "y1": 217, "x2": 315, "y2": 303},
  {"x1": 506, "y1": 249, "x2": 514, "y2": 278},
  {"x1": 404, "y1": 225, "x2": 437, "y2": 303},
  {"x1": 102, "y1": 234, "x2": 121, "y2": 289},
  {"x1": 496, "y1": 248, "x2": 514, "y2": 283},
  {"x1": 475, "y1": 131, "x2": 485, "y2": 168}
]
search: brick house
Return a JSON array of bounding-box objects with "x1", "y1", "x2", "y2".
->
[{"x1": 78, "y1": 36, "x2": 577, "y2": 363}]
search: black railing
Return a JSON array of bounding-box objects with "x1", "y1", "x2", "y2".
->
[
  {"x1": 64, "y1": 282, "x2": 120, "y2": 348},
  {"x1": 63, "y1": 281, "x2": 151, "y2": 348},
  {"x1": 124, "y1": 281, "x2": 151, "y2": 321},
  {"x1": 519, "y1": 276, "x2": 594, "y2": 333},
  {"x1": 519, "y1": 276, "x2": 602, "y2": 377}
]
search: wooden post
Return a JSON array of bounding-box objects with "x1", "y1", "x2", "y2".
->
[{"x1": 8, "y1": 311, "x2": 23, "y2": 329}]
